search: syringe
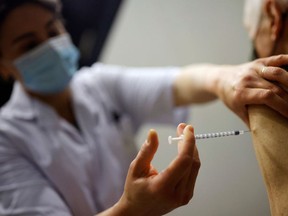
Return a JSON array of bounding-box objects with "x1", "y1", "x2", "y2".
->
[{"x1": 168, "y1": 130, "x2": 250, "y2": 144}]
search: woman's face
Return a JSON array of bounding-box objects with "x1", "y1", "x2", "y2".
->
[{"x1": 0, "y1": 3, "x2": 66, "y2": 80}]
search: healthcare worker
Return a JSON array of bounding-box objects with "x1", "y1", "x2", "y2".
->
[{"x1": 1, "y1": 0, "x2": 288, "y2": 215}]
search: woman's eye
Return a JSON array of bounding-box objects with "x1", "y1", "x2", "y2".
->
[
  {"x1": 20, "y1": 42, "x2": 38, "y2": 53},
  {"x1": 48, "y1": 29, "x2": 61, "y2": 38}
]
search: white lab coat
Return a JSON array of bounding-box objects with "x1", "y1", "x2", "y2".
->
[{"x1": 0, "y1": 63, "x2": 188, "y2": 216}]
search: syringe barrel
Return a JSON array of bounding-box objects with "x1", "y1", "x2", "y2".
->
[{"x1": 195, "y1": 130, "x2": 241, "y2": 140}]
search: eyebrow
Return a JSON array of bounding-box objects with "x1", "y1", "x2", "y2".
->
[
  {"x1": 11, "y1": 16, "x2": 59, "y2": 44},
  {"x1": 12, "y1": 32, "x2": 35, "y2": 44}
]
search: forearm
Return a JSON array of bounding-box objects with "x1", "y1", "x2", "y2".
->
[
  {"x1": 248, "y1": 105, "x2": 288, "y2": 216},
  {"x1": 173, "y1": 64, "x2": 228, "y2": 106},
  {"x1": 174, "y1": 58, "x2": 288, "y2": 125}
]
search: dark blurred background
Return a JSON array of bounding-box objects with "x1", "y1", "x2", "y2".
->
[{"x1": 0, "y1": 0, "x2": 123, "y2": 107}]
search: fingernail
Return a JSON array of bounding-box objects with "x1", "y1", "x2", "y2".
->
[
  {"x1": 184, "y1": 125, "x2": 194, "y2": 134},
  {"x1": 188, "y1": 125, "x2": 194, "y2": 133},
  {"x1": 146, "y1": 129, "x2": 153, "y2": 145},
  {"x1": 179, "y1": 123, "x2": 186, "y2": 129},
  {"x1": 183, "y1": 125, "x2": 194, "y2": 141}
]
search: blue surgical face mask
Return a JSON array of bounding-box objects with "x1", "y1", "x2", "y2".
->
[{"x1": 13, "y1": 34, "x2": 80, "y2": 94}]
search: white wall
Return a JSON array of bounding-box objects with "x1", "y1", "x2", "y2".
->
[{"x1": 101, "y1": 0, "x2": 270, "y2": 215}]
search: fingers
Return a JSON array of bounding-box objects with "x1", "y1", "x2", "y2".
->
[
  {"x1": 177, "y1": 123, "x2": 186, "y2": 136},
  {"x1": 176, "y1": 124, "x2": 200, "y2": 203},
  {"x1": 246, "y1": 72, "x2": 288, "y2": 101},
  {"x1": 158, "y1": 124, "x2": 198, "y2": 188},
  {"x1": 169, "y1": 124, "x2": 200, "y2": 206},
  {"x1": 262, "y1": 94, "x2": 288, "y2": 118},
  {"x1": 179, "y1": 125, "x2": 196, "y2": 157},
  {"x1": 259, "y1": 66, "x2": 288, "y2": 91},
  {"x1": 132, "y1": 129, "x2": 159, "y2": 177},
  {"x1": 177, "y1": 123, "x2": 186, "y2": 153},
  {"x1": 127, "y1": 125, "x2": 200, "y2": 209},
  {"x1": 175, "y1": 144, "x2": 201, "y2": 205},
  {"x1": 242, "y1": 88, "x2": 288, "y2": 118},
  {"x1": 257, "y1": 55, "x2": 288, "y2": 90},
  {"x1": 158, "y1": 153, "x2": 192, "y2": 187},
  {"x1": 176, "y1": 123, "x2": 196, "y2": 157},
  {"x1": 232, "y1": 74, "x2": 288, "y2": 122},
  {"x1": 261, "y1": 54, "x2": 288, "y2": 67},
  {"x1": 185, "y1": 146, "x2": 201, "y2": 202}
]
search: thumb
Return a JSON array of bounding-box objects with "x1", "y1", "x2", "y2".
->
[{"x1": 133, "y1": 129, "x2": 159, "y2": 177}]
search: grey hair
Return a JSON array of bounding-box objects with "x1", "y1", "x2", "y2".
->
[{"x1": 243, "y1": 0, "x2": 288, "y2": 39}]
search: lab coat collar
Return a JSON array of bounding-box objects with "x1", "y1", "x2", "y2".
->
[{"x1": 1, "y1": 82, "x2": 59, "y2": 128}]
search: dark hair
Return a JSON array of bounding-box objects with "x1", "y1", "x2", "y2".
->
[{"x1": 0, "y1": 0, "x2": 61, "y2": 27}]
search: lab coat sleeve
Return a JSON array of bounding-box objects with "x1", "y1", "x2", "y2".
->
[
  {"x1": 0, "y1": 136, "x2": 72, "y2": 216},
  {"x1": 79, "y1": 63, "x2": 189, "y2": 130}
]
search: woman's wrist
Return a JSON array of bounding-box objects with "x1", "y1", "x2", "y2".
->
[
  {"x1": 100, "y1": 196, "x2": 137, "y2": 216},
  {"x1": 204, "y1": 64, "x2": 230, "y2": 98},
  {"x1": 96, "y1": 198, "x2": 132, "y2": 216},
  {"x1": 112, "y1": 195, "x2": 160, "y2": 216}
]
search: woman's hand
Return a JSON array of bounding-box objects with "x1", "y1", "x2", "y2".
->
[
  {"x1": 109, "y1": 124, "x2": 201, "y2": 216},
  {"x1": 216, "y1": 55, "x2": 288, "y2": 126},
  {"x1": 175, "y1": 55, "x2": 288, "y2": 126}
]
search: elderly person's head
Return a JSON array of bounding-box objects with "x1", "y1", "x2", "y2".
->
[{"x1": 244, "y1": 0, "x2": 288, "y2": 58}]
